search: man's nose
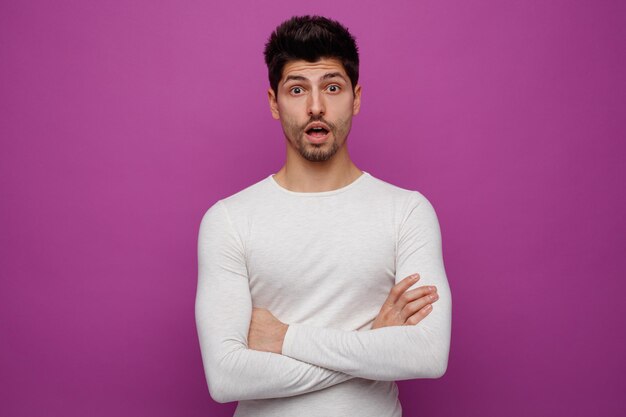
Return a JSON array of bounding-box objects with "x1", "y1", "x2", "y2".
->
[{"x1": 307, "y1": 90, "x2": 325, "y2": 116}]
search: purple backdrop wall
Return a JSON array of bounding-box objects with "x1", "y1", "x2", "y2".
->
[{"x1": 1, "y1": 0, "x2": 624, "y2": 416}]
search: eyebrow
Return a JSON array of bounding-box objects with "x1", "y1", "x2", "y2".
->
[
  {"x1": 321, "y1": 72, "x2": 347, "y2": 81},
  {"x1": 282, "y1": 72, "x2": 347, "y2": 85}
]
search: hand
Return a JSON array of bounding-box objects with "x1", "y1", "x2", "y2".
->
[
  {"x1": 371, "y1": 273, "x2": 438, "y2": 329},
  {"x1": 248, "y1": 307, "x2": 289, "y2": 354}
]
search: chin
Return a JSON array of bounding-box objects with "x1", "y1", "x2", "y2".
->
[{"x1": 302, "y1": 143, "x2": 341, "y2": 162}]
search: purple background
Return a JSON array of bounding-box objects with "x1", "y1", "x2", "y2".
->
[{"x1": 1, "y1": 0, "x2": 624, "y2": 416}]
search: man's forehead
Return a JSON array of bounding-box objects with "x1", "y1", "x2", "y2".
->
[{"x1": 281, "y1": 58, "x2": 348, "y2": 82}]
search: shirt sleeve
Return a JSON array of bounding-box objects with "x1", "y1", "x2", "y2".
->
[
  {"x1": 280, "y1": 191, "x2": 452, "y2": 381},
  {"x1": 195, "y1": 200, "x2": 354, "y2": 403}
]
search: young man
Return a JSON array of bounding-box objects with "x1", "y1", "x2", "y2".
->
[{"x1": 195, "y1": 15, "x2": 452, "y2": 417}]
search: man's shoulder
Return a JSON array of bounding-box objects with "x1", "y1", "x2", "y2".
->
[
  {"x1": 220, "y1": 174, "x2": 273, "y2": 205},
  {"x1": 200, "y1": 174, "x2": 272, "y2": 219},
  {"x1": 366, "y1": 173, "x2": 431, "y2": 206}
]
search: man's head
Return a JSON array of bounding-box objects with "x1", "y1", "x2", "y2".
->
[
  {"x1": 264, "y1": 16, "x2": 362, "y2": 163},
  {"x1": 264, "y1": 15, "x2": 360, "y2": 97}
]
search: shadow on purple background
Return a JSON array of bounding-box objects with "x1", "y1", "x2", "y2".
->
[{"x1": 1, "y1": 0, "x2": 624, "y2": 416}]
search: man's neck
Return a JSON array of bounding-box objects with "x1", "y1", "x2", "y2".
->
[{"x1": 273, "y1": 148, "x2": 363, "y2": 193}]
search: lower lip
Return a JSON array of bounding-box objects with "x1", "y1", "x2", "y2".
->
[{"x1": 305, "y1": 131, "x2": 330, "y2": 144}]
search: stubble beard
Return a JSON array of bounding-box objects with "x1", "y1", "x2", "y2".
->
[{"x1": 284, "y1": 116, "x2": 351, "y2": 162}]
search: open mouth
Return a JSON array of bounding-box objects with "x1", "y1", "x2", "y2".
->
[{"x1": 306, "y1": 126, "x2": 329, "y2": 138}]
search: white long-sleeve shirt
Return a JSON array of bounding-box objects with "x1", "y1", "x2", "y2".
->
[{"x1": 195, "y1": 171, "x2": 452, "y2": 417}]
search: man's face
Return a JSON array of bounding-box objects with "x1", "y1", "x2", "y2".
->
[{"x1": 268, "y1": 58, "x2": 361, "y2": 162}]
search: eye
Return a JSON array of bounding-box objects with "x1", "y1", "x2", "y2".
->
[
  {"x1": 327, "y1": 84, "x2": 341, "y2": 93},
  {"x1": 290, "y1": 86, "x2": 303, "y2": 95}
]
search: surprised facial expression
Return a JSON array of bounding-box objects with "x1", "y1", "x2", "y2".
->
[{"x1": 268, "y1": 58, "x2": 362, "y2": 162}]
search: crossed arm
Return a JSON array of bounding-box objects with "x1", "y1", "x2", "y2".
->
[
  {"x1": 195, "y1": 194, "x2": 452, "y2": 403},
  {"x1": 247, "y1": 272, "x2": 438, "y2": 354}
]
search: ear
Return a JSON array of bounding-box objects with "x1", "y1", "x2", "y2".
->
[
  {"x1": 268, "y1": 88, "x2": 280, "y2": 120},
  {"x1": 352, "y1": 84, "x2": 362, "y2": 116}
]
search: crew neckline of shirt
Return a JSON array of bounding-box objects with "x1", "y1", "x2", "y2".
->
[{"x1": 268, "y1": 171, "x2": 370, "y2": 197}]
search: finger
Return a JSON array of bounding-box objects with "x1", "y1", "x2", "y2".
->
[
  {"x1": 405, "y1": 304, "x2": 433, "y2": 325},
  {"x1": 400, "y1": 291, "x2": 439, "y2": 321},
  {"x1": 384, "y1": 273, "x2": 420, "y2": 306},
  {"x1": 397, "y1": 285, "x2": 438, "y2": 305}
]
